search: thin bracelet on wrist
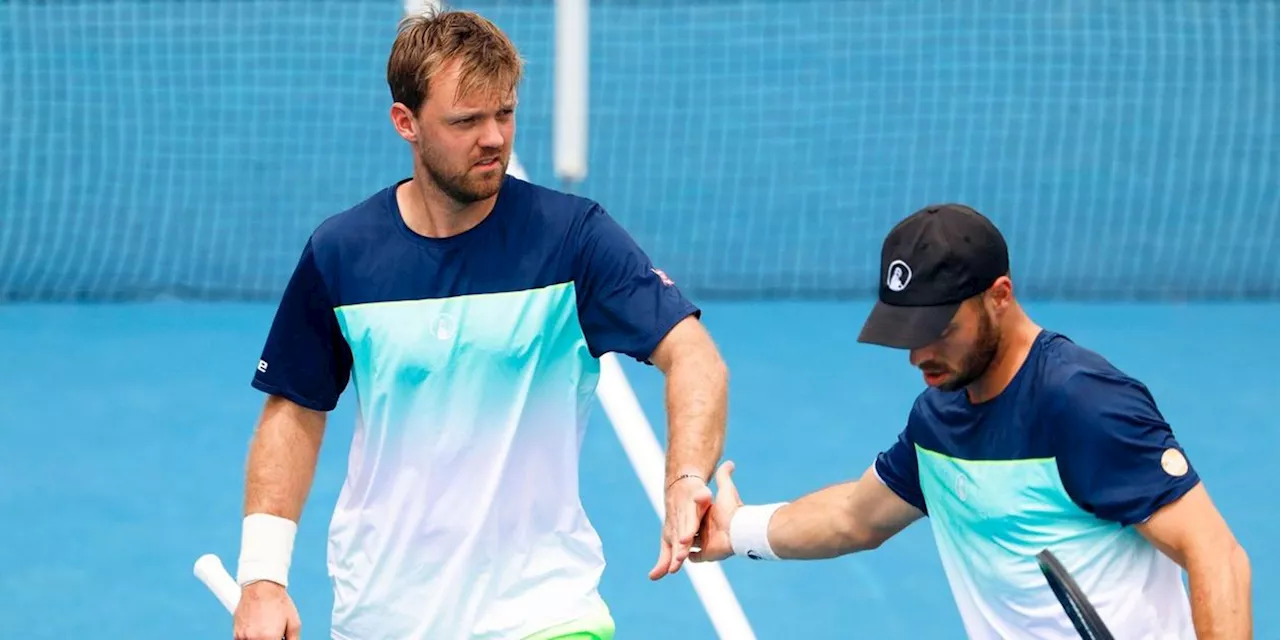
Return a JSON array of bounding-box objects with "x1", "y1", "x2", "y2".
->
[{"x1": 666, "y1": 473, "x2": 706, "y2": 490}]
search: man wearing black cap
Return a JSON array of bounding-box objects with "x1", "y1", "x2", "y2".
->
[{"x1": 684, "y1": 205, "x2": 1252, "y2": 638}]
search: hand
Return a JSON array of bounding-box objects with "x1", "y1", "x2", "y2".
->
[
  {"x1": 233, "y1": 581, "x2": 301, "y2": 640},
  {"x1": 648, "y1": 471, "x2": 714, "y2": 580},
  {"x1": 690, "y1": 461, "x2": 742, "y2": 563}
]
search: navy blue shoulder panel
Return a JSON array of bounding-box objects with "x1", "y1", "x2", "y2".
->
[
  {"x1": 907, "y1": 331, "x2": 1070, "y2": 461},
  {"x1": 308, "y1": 175, "x2": 595, "y2": 308},
  {"x1": 265, "y1": 174, "x2": 700, "y2": 369},
  {"x1": 1043, "y1": 334, "x2": 1201, "y2": 525}
]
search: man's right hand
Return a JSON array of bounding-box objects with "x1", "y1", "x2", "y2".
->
[
  {"x1": 690, "y1": 460, "x2": 744, "y2": 563},
  {"x1": 233, "y1": 581, "x2": 301, "y2": 640}
]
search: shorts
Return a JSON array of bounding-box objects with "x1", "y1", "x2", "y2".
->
[{"x1": 522, "y1": 602, "x2": 615, "y2": 640}]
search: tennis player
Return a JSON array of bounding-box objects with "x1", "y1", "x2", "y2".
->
[
  {"x1": 687, "y1": 205, "x2": 1252, "y2": 638},
  {"x1": 231, "y1": 9, "x2": 727, "y2": 640}
]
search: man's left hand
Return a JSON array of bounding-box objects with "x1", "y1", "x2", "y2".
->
[{"x1": 649, "y1": 474, "x2": 713, "y2": 580}]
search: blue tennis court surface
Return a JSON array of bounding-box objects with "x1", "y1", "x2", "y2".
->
[
  {"x1": 4, "y1": 0, "x2": 1275, "y2": 636},
  {"x1": 3, "y1": 299, "x2": 1274, "y2": 638}
]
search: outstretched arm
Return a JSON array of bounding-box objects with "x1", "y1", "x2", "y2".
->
[
  {"x1": 692, "y1": 461, "x2": 924, "y2": 563},
  {"x1": 647, "y1": 316, "x2": 729, "y2": 579},
  {"x1": 763, "y1": 464, "x2": 924, "y2": 559},
  {"x1": 567, "y1": 203, "x2": 726, "y2": 580},
  {"x1": 649, "y1": 316, "x2": 728, "y2": 492}
]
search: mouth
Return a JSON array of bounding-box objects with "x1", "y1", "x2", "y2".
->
[
  {"x1": 473, "y1": 157, "x2": 502, "y2": 170},
  {"x1": 921, "y1": 369, "x2": 949, "y2": 386}
]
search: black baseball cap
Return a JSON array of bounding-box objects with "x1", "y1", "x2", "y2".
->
[{"x1": 857, "y1": 204, "x2": 1009, "y2": 350}]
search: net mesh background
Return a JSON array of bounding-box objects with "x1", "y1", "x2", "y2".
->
[{"x1": 3, "y1": 0, "x2": 1277, "y2": 301}]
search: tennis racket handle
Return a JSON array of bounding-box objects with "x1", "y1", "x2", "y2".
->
[{"x1": 194, "y1": 553, "x2": 242, "y2": 614}]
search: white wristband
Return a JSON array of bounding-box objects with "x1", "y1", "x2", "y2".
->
[
  {"x1": 729, "y1": 502, "x2": 787, "y2": 561},
  {"x1": 237, "y1": 513, "x2": 297, "y2": 588}
]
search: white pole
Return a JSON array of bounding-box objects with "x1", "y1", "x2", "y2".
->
[
  {"x1": 554, "y1": 0, "x2": 589, "y2": 184},
  {"x1": 403, "y1": 0, "x2": 436, "y2": 15},
  {"x1": 403, "y1": 0, "x2": 424, "y2": 15}
]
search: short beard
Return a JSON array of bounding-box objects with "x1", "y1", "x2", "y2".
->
[
  {"x1": 418, "y1": 139, "x2": 507, "y2": 204},
  {"x1": 937, "y1": 308, "x2": 1001, "y2": 392}
]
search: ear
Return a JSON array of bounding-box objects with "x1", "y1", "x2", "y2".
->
[
  {"x1": 986, "y1": 276, "x2": 1014, "y2": 314},
  {"x1": 389, "y1": 103, "x2": 419, "y2": 143}
]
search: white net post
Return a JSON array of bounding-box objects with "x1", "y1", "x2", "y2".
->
[{"x1": 554, "y1": 0, "x2": 589, "y2": 191}]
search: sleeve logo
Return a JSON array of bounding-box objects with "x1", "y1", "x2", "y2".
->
[
  {"x1": 650, "y1": 267, "x2": 675, "y2": 286},
  {"x1": 1160, "y1": 448, "x2": 1189, "y2": 477}
]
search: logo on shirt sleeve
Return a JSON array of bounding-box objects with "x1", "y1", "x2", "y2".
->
[
  {"x1": 1160, "y1": 448, "x2": 1189, "y2": 477},
  {"x1": 650, "y1": 267, "x2": 675, "y2": 286}
]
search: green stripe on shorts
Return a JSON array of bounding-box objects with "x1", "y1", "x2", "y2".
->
[{"x1": 522, "y1": 604, "x2": 615, "y2": 640}]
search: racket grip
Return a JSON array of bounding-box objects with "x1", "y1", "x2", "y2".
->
[{"x1": 194, "y1": 553, "x2": 241, "y2": 614}]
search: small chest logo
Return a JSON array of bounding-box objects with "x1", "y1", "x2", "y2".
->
[{"x1": 431, "y1": 314, "x2": 456, "y2": 341}]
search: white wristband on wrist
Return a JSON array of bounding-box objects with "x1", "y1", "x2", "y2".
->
[
  {"x1": 237, "y1": 513, "x2": 297, "y2": 588},
  {"x1": 729, "y1": 502, "x2": 787, "y2": 561}
]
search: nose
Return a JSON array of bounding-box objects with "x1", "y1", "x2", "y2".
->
[
  {"x1": 909, "y1": 346, "x2": 930, "y2": 367},
  {"x1": 478, "y1": 118, "x2": 505, "y2": 150}
]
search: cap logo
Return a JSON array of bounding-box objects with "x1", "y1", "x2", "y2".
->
[{"x1": 886, "y1": 260, "x2": 912, "y2": 292}]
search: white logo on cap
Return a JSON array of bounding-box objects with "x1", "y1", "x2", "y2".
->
[{"x1": 887, "y1": 260, "x2": 912, "y2": 292}]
